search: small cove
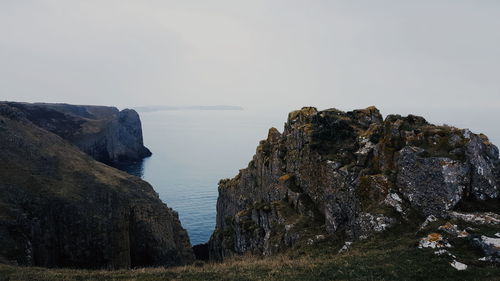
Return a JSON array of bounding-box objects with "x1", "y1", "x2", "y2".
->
[
  {"x1": 116, "y1": 106, "x2": 500, "y2": 245},
  {"x1": 117, "y1": 109, "x2": 286, "y2": 245}
]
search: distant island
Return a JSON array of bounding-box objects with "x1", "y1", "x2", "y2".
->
[{"x1": 134, "y1": 105, "x2": 244, "y2": 113}]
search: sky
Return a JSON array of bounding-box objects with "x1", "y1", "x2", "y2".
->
[{"x1": 1, "y1": 1, "x2": 499, "y2": 124}]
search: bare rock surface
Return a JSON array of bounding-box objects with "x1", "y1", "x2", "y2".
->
[
  {"x1": 208, "y1": 106, "x2": 500, "y2": 260},
  {"x1": 0, "y1": 102, "x2": 151, "y2": 163}
]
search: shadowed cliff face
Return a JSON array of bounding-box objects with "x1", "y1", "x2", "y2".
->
[
  {"x1": 0, "y1": 104, "x2": 193, "y2": 268},
  {"x1": 1, "y1": 102, "x2": 152, "y2": 163},
  {"x1": 209, "y1": 106, "x2": 500, "y2": 260}
]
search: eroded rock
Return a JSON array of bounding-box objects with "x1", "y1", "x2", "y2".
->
[
  {"x1": 356, "y1": 213, "x2": 396, "y2": 239},
  {"x1": 450, "y1": 260, "x2": 468, "y2": 271},
  {"x1": 208, "y1": 106, "x2": 500, "y2": 260},
  {"x1": 338, "y1": 241, "x2": 353, "y2": 254},
  {"x1": 419, "y1": 215, "x2": 438, "y2": 231},
  {"x1": 434, "y1": 249, "x2": 456, "y2": 258},
  {"x1": 384, "y1": 193, "x2": 404, "y2": 214},
  {"x1": 449, "y1": 212, "x2": 500, "y2": 225},
  {"x1": 419, "y1": 233, "x2": 451, "y2": 249},
  {"x1": 438, "y1": 222, "x2": 469, "y2": 238},
  {"x1": 396, "y1": 147, "x2": 469, "y2": 216},
  {"x1": 470, "y1": 235, "x2": 500, "y2": 264},
  {"x1": 1, "y1": 102, "x2": 152, "y2": 163}
]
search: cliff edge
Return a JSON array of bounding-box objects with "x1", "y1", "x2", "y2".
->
[
  {"x1": 209, "y1": 106, "x2": 500, "y2": 261},
  {"x1": 0, "y1": 104, "x2": 193, "y2": 269},
  {"x1": 1, "y1": 102, "x2": 152, "y2": 163}
]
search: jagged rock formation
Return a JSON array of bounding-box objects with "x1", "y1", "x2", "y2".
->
[
  {"x1": 209, "y1": 106, "x2": 500, "y2": 260},
  {"x1": 1, "y1": 102, "x2": 152, "y2": 163},
  {"x1": 0, "y1": 104, "x2": 194, "y2": 268}
]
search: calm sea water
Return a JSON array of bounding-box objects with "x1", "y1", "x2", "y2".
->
[
  {"x1": 119, "y1": 109, "x2": 286, "y2": 245},
  {"x1": 115, "y1": 107, "x2": 499, "y2": 246}
]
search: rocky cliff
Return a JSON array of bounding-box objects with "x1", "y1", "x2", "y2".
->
[
  {"x1": 209, "y1": 106, "x2": 500, "y2": 260},
  {"x1": 0, "y1": 104, "x2": 194, "y2": 268},
  {"x1": 1, "y1": 102, "x2": 152, "y2": 163}
]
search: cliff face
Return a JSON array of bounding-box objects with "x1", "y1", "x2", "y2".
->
[
  {"x1": 1, "y1": 102, "x2": 152, "y2": 163},
  {"x1": 0, "y1": 104, "x2": 194, "y2": 268},
  {"x1": 209, "y1": 106, "x2": 500, "y2": 260}
]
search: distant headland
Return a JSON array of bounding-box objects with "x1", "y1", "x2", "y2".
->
[{"x1": 134, "y1": 105, "x2": 244, "y2": 113}]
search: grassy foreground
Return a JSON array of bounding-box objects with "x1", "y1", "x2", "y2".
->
[{"x1": 1, "y1": 221, "x2": 499, "y2": 281}]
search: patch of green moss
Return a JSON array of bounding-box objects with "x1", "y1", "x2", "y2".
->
[
  {"x1": 309, "y1": 113, "x2": 359, "y2": 164},
  {"x1": 274, "y1": 200, "x2": 296, "y2": 220},
  {"x1": 287, "y1": 107, "x2": 318, "y2": 124},
  {"x1": 297, "y1": 194, "x2": 325, "y2": 223},
  {"x1": 360, "y1": 123, "x2": 383, "y2": 144},
  {"x1": 222, "y1": 217, "x2": 236, "y2": 250},
  {"x1": 252, "y1": 201, "x2": 272, "y2": 212},
  {"x1": 240, "y1": 218, "x2": 260, "y2": 232},
  {"x1": 356, "y1": 175, "x2": 396, "y2": 214}
]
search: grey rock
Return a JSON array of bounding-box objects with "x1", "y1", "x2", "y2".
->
[
  {"x1": 338, "y1": 241, "x2": 353, "y2": 253},
  {"x1": 396, "y1": 146, "x2": 469, "y2": 216},
  {"x1": 419, "y1": 215, "x2": 438, "y2": 231},
  {"x1": 384, "y1": 193, "x2": 404, "y2": 214},
  {"x1": 470, "y1": 235, "x2": 500, "y2": 264},
  {"x1": 450, "y1": 260, "x2": 468, "y2": 270},
  {"x1": 356, "y1": 213, "x2": 396, "y2": 239},
  {"x1": 438, "y1": 222, "x2": 469, "y2": 237},
  {"x1": 465, "y1": 134, "x2": 499, "y2": 200},
  {"x1": 208, "y1": 106, "x2": 500, "y2": 261},
  {"x1": 1, "y1": 102, "x2": 151, "y2": 163},
  {"x1": 449, "y1": 211, "x2": 500, "y2": 225}
]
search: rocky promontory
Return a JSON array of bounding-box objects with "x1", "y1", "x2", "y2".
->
[
  {"x1": 209, "y1": 106, "x2": 500, "y2": 261},
  {"x1": 0, "y1": 104, "x2": 193, "y2": 269},
  {"x1": 1, "y1": 102, "x2": 152, "y2": 163}
]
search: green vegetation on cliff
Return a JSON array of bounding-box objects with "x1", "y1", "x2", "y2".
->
[
  {"x1": 1, "y1": 105, "x2": 499, "y2": 280},
  {"x1": 209, "y1": 106, "x2": 500, "y2": 263},
  {"x1": 0, "y1": 104, "x2": 193, "y2": 269},
  {"x1": 1, "y1": 217, "x2": 499, "y2": 280}
]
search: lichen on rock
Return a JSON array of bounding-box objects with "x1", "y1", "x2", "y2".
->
[
  {"x1": 209, "y1": 106, "x2": 500, "y2": 260},
  {"x1": 471, "y1": 235, "x2": 500, "y2": 264},
  {"x1": 419, "y1": 233, "x2": 451, "y2": 249}
]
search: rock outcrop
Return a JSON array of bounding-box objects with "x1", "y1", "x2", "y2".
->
[
  {"x1": 0, "y1": 104, "x2": 193, "y2": 268},
  {"x1": 1, "y1": 102, "x2": 152, "y2": 163},
  {"x1": 209, "y1": 106, "x2": 500, "y2": 260}
]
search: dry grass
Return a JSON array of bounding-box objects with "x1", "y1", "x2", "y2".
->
[
  {"x1": 3, "y1": 228, "x2": 500, "y2": 281},
  {"x1": 0, "y1": 255, "x2": 314, "y2": 281}
]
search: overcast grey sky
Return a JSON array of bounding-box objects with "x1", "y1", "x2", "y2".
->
[{"x1": 1, "y1": 1, "x2": 499, "y2": 114}]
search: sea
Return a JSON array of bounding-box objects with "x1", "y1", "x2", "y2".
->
[
  {"x1": 115, "y1": 106, "x2": 499, "y2": 246},
  {"x1": 115, "y1": 108, "x2": 287, "y2": 245}
]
